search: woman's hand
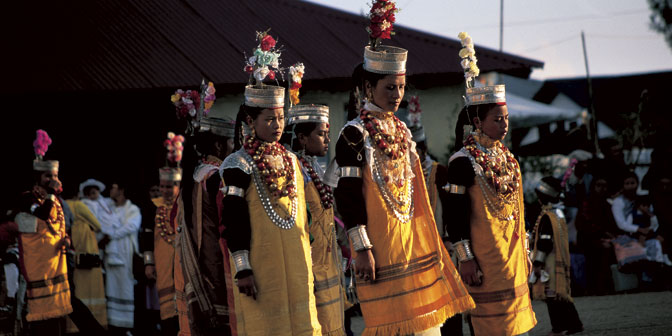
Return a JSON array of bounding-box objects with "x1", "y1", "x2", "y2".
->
[
  {"x1": 459, "y1": 259, "x2": 482, "y2": 287},
  {"x1": 145, "y1": 265, "x2": 157, "y2": 281},
  {"x1": 237, "y1": 274, "x2": 257, "y2": 300},
  {"x1": 354, "y1": 249, "x2": 376, "y2": 282}
]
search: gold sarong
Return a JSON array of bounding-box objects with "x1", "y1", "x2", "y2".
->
[
  {"x1": 466, "y1": 169, "x2": 537, "y2": 336},
  {"x1": 232, "y1": 157, "x2": 321, "y2": 336},
  {"x1": 531, "y1": 208, "x2": 572, "y2": 302},
  {"x1": 355, "y1": 160, "x2": 475, "y2": 336},
  {"x1": 305, "y1": 180, "x2": 345, "y2": 336},
  {"x1": 153, "y1": 198, "x2": 177, "y2": 320},
  {"x1": 18, "y1": 200, "x2": 73, "y2": 321}
]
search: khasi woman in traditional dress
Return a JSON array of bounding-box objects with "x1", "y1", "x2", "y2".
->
[
  {"x1": 168, "y1": 83, "x2": 237, "y2": 336},
  {"x1": 333, "y1": 2, "x2": 474, "y2": 335},
  {"x1": 143, "y1": 136, "x2": 183, "y2": 335},
  {"x1": 219, "y1": 31, "x2": 321, "y2": 336},
  {"x1": 284, "y1": 67, "x2": 346, "y2": 335},
  {"x1": 444, "y1": 32, "x2": 536, "y2": 336},
  {"x1": 530, "y1": 177, "x2": 583, "y2": 335}
]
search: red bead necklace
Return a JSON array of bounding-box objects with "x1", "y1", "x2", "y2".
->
[
  {"x1": 464, "y1": 133, "x2": 520, "y2": 195},
  {"x1": 360, "y1": 110, "x2": 409, "y2": 160},
  {"x1": 155, "y1": 202, "x2": 175, "y2": 243},
  {"x1": 298, "y1": 155, "x2": 333, "y2": 209},
  {"x1": 244, "y1": 136, "x2": 297, "y2": 199}
]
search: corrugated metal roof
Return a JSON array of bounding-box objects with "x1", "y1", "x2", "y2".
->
[{"x1": 6, "y1": 0, "x2": 542, "y2": 93}]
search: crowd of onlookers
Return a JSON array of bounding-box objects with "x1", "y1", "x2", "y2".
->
[
  {"x1": 526, "y1": 140, "x2": 672, "y2": 296},
  {"x1": 0, "y1": 177, "x2": 168, "y2": 335}
]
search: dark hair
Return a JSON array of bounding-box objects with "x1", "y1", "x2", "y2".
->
[
  {"x1": 536, "y1": 176, "x2": 562, "y2": 204},
  {"x1": 32, "y1": 170, "x2": 44, "y2": 184},
  {"x1": 234, "y1": 104, "x2": 265, "y2": 151},
  {"x1": 284, "y1": 122, "x2": 320, "y2": 152},
  {"x1": 110, "y1": 180, "x2": 127, "y2": 192},
  {"x1": 624, "y1": 171, "x2": 639, "y2": 184},
  {"x1": 415, "y1": 140, "x2": 427, "y2": 152},
  {"x1": 453, "y1": 103, "x2": 498, "y2": 152}
]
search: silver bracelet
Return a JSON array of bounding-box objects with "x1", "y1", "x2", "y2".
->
[
  {"x1": 339, "y1": 166, "x2": 362, "y2": 178},
  {"x1": 454, "y1": 240, "x2": 475, "y2": 262},
  {"x1": 534, "y1": 251, "x2": 547, "y2": 263},
  {"x1": 347, "y1": 225, "x2": 373, "y2": 251},
  {"x1": 443, "y1": 183, "x2": 466, "y2": 194},
  {"x1": 221, "y1": 185, "x2": 245, "y2": 198},
  {"x1": 232, "y1": 250, "x2": 252, "y2": 274},
  {"x1": 143, "y1": 251, "x2": 155, "y2": 265}
]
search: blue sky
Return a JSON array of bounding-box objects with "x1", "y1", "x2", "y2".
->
[{"x1": 307, "y1": 0, "x2": 672, "y2": 79}]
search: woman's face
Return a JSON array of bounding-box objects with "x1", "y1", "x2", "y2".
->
[
  {"x1": 367, "y1": 75, "x2": 405, "y2": 112},
  {"x1": 85, "y1": 188, "x2": 100, "y2": 201},
  {"x1": 475, "y1": 105, "x2": 509, "y2": 141},
  {"x1": 160, "y1": 180, "x2": 179, "y2": 200},
  {"x1": 300, "y1": 123, "x2": 330, "y2": 157},
  {"x1": 248, "y1": 108, "x2": 285, "y2": 143},
  {"x1": 593, "y1": 178, "x2": 608, "y2": 197},
  {"x1": 623, "y1": 176, "x2": 638, "y2": 195}
]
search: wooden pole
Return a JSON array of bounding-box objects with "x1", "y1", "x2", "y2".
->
[
  {"x1": 581, "y1": 31, "x2": 600, "y2": 156},
  {"x1": 499, "y1": 0, "x2": 504, "y2": 52}
]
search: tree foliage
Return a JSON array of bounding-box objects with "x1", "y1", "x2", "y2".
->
[{"x1": 648, "y1": 0, "x2": 672, "y2": 50}]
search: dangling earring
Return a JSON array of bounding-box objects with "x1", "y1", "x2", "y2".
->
[
  {"x1": 365, "y1": 89, "x2": 373, "y2": 102},
  {"x1": 299, "y1": 144, "x2": 306, "y2": 157},
  {"x1": 250, "y1": 127, "x2": 257, "y2": 139}
]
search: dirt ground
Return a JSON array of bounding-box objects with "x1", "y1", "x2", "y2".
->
[{"x1": 350, "y1": 291, "x2": 672, "y2": 335}]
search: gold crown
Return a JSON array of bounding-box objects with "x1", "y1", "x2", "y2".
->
[
  {"x1": 33, "y1": 160, "x2": 59, "y2": 172},
  {"x1": 466, "y1": 85, "x2": 506, "y2": 106},
  {"x1": 244, "y1": 85, "x2": 285, "y2": 109},
  {"x1": 200, "y1": 117, "x2": 236, "y2": 138},
  {"x1": 287, "y1": 104, "x2": 330, "y2": 126},
  {"x1": 159, "y1": 167, "x2": 182, "y2": 182},
  {"x1": 363, "y1": 45, "x2": 407, "y2": 75}
]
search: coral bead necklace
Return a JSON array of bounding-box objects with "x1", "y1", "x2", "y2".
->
[
  {"x1": 360, "y1": 110, "x2": 409, "y2": 160},
  {"x1": 297, "y1": 154, "x2": 333, "y2": 209},
  {"x1": 243, "y1": 135, "x2": 297, "y2": 199}
]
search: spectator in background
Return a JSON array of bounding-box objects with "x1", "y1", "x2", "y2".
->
[
  {"x1": 595, "y1": 139, "x2": 629, "y2": 197},
  {"x1": 64, "y1": 188, "x2": 108, "y2": 332},
  {"x1": 148, "y1": 184, "x2": 162, "y2": 200},
  {"x1": 611, "y1": 173, "x2": 664, "y2": 264},
  {"x1": 575, "y1": 176, "x2": 618, "y2": 295},
  {"x1": 651, "y1": 173, "x2": 672, "y2": 265},
  {"x1": 107, "y1": 181, "x2": 142, "y2": 335}
]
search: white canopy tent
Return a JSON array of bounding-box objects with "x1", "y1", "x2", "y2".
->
[{"x1": 507, "y1": 92, "x2": 583, "y2": 129}]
